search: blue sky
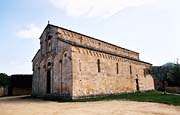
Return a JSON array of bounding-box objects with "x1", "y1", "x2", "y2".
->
[{"x1": 0, "y1": 0, "x2": 179, "y2": 75}]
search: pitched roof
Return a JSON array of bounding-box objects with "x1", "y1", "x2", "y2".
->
[
  {"x1": 45, "y1": 24, "x2": 139, "y2": 55},
  {"x1": 57, "y1": 35, "x2": 151, "y2": 65}
]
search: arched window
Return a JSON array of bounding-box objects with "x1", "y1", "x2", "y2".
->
[
  {"x1": 64, "y1": 53, "x2": 67, "y2": 57},
  {"x1": 116, "y1": 63, "x2": 119, "y2": 74},
  {"x1": 47, "y1": 62, "x2": 51, "y2": 67},
  {"x1": 130, "y1": 65, "x2": 132, "y2": 75},
  {"x1": 79, "y1": 60, "x2": 81, "y2": 71},
  {"x1": 97, "y1": 59, "x2": 100, "y2": 72},
  {"x1": 47, "y1": 35, "x2": 53, "y2": 52}
]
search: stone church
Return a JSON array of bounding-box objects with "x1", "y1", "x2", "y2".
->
[{"x1": 32, "y1": 24, "x2": 154, "y2": 99}]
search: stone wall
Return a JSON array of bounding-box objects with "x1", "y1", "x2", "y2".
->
[
  {"x1": 71, "y1": 46, "x2": 154, "y2": 99},
  {"x1": 165, "y1": 87, "x2": 180, "y2": 94},
  {"x1": 0, "y1": 86, "x2": 8, "y2": 96},
  {"x1": 12, "y1": 88, "x2": 31, "y2": 96}
]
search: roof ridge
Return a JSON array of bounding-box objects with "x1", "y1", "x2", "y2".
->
[{"x1": 57, "y1": 36, "x2": 151, "y2": 65}]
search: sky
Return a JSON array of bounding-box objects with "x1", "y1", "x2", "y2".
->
[{"x1": 0, "y1": 0, "x2": 179, "y2": 75}]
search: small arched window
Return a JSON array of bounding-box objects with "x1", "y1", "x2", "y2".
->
[
  {"x1": 97, "y1": 59, "x2": 100, "y2": 72},
  {"x1": 79, "y1": 60, "x2": 81, "y2": 71},
  {"x1": 116, "y1": 63, "x2": 119, "y2": 74},
  {"x1": 130, "y1": 65, "x2": 132, "y2": 75},
  {"x1": 47, "y1": 35, "x2": 53, "y2": 52},
  {"x1": 47, "y1": 35, "x2": 53, "y2": 40},
  {"x1": 47, "y1": 62, "x2": 51, "y2": 66},
  {"x1": 64, "y1": 53, "x2": 67, "y2": 57}
]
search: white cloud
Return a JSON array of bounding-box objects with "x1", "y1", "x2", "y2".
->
[
  {"x1": 49, "y1": 0, "x2": 156, "y2": 18},
  {"x1": 16, "y1": 24, "x2": 43, "y2": 39}
]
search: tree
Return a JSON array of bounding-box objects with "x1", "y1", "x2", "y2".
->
[
  {"x1": 0, "y1": 73, "x2": 10, "y2": 87},
  {"x1": 169, "y1": 64, "x2": 180, "y2": 86},
  {"x1": 152, "y1": 66, "x2": 171, "y2": 93},
  {"x1": 152, "y1": 66, "x2": 170, "y2": 81}
]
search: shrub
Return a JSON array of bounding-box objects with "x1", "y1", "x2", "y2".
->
[{"x1": 0, "y1": 73, "x2": 10, "y2": 87}]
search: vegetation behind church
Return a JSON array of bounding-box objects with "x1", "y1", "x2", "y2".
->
[
  {"x1": 152, "y1": 63, "x2": 180, "y2": 87},
  {"x1": 0, "y1": 73, "x2": 10, "y2": 87},
  {"x1": 0, "y1": 73, "x2": 9, "y2": 96},
  {"x1": 152, "y1": 62, "x2": 180, "y2": 94}
]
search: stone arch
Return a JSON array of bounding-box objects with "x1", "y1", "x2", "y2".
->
[
  {"x1": 53, "y1": 54, "x2": 60, "y2": 93},
  {"x1": 59, "y1": 49, "x2": 70, "y2": 95}
]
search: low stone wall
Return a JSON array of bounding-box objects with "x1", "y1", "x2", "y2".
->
[
  {"x1": 0, "y1": 86, "x2": 8, "y2": 96},
  {"x1": 165, "y1": 87, "x2": 180, "y2": 94},
  {"x1": 12, "y1": 87, "x2": 31, "y2": 96}
]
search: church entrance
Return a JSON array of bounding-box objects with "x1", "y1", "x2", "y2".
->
[
  {"x1": 46, "y1": 69, "x2": 51, "y2": 94},
  {"x1": 135, "y1": 79, "x2": 139, "y2": 91}
]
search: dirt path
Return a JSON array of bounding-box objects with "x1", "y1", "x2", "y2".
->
[{"x1": 0, "y1": 96, "x2": 180, "y2": 115}]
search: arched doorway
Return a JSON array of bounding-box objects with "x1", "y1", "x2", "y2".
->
[
  {"x1": 135, "y1": 74, "x2": 140, "y2": 91},
  {"x1": 135, "y1": 79, "x2": 139, "y2": 91}
]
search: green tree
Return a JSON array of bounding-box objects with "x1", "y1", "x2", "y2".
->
[
  {"x1": 152, "y1": 66, "x2": 171, "y2": 93},
  {"x1": 152, "y1": 66, "x2": 170, "y2": 81},
  {"x1": 0, "y1": 73, "x2": 10, "y2": 86},
  {"x1": 169, "y1": 64, "x2": 180, "y2": 86}
]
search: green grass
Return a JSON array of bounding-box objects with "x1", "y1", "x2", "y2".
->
[{"x1": 43, "y1": 91, "x2": 180, "y2": 106}]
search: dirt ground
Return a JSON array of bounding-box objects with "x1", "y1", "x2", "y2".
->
[{"x1": 0, "y1": 96, "x2": 180, "y2": 115}]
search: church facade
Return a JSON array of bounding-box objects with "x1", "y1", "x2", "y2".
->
[{"x1": 32, "y1": 24, "x2": 154, "y2": 99}]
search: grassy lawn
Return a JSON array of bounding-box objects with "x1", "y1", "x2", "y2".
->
[{"x1": 47, "y1": 91, "x2": 180, "y2": 106}]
